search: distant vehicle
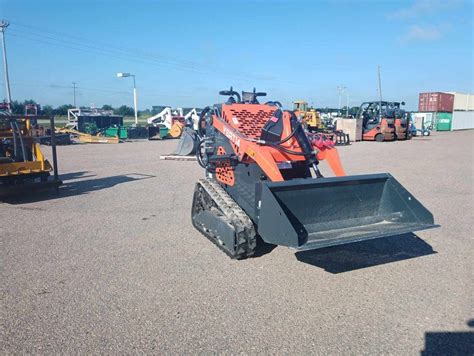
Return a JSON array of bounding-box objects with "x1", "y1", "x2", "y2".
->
[
  {"x1": 355, "y1": 101, "x2": 409, "y2": 142},
  {"x1": 293, "y1": 100, "x2": 322, "y2": 131}
]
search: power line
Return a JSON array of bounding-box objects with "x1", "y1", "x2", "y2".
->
[
  {"x1": 11, "y1": 21, "x2": 225, "y2": 73},
  {"x1": 8, "y1": 29, "x2": 235, "y2": 78},
  {"x1": 10, "y1": 29, "x2": 212, "y2": 75},
  {"x1": 0, "y1": 81, "x2": 195, "y2": 100},
  {"x1": 8, "y1": 21, "x2": 298, "y2": 85}
]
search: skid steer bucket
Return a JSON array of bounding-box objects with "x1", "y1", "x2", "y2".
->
[
  {"x1": 257, "y1": 173, "x2": 436, "y2": 250},
  {"x1": 173, "y1": 127, "x2": 197, "y2": 156}
]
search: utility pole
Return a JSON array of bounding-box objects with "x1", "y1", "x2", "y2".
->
[
  {"x1": 337, "y1": 85, "x2": 346, "y2": 117},
  {"x1": 0, "y1": 20, "x2": 12, "y2": 110},
  {"x1": 377, "y1": 65, "x2": 383, "y2": 119},
  {"x1": 346, "y1": 90, "x2": 349, "y2": 117},
  {"x1": 117, "y1": 72, "x2": 138, "y2": 125},
  {"x1": 72, "y1": 82, "x2": 77, "y2": 107}
]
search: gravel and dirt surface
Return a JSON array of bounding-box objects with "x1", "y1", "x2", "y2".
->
[{"x1": 1, "y1": 130, "x2": 473, "y2": 354}]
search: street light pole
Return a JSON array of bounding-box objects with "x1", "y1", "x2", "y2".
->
[
  {"x1": 346, "y1": 90, "x2": 349, "y2": 117},
  {"x1": 0, "y1": 20, "x2": 12, "y2": 110},
  {"x1": 117, "y1": 72, "x2": 138, "y2": 125},
  {"x1": 337, "y1": 85, "x2": 346, "y2": 117},
  {"x1": 132, "y1": 75, "x2": 138, "y2": 125}
]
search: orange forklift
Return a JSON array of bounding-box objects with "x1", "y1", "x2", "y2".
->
[
  {"x1": 356, "y1": 101, "x2": 395, "y2": 142},
  {"x1": 390, "y1": 101, "x2": 409, "y2": 140}
]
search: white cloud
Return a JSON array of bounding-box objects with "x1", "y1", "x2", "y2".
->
[
  {"x1": 398, "y1": 25, "x2": 444, "y2": 43},
  {"x1": 389, "y1": 0, "x2": 461, "y2": 19}
]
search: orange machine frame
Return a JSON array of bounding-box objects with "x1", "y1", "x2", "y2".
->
[{"x1": 211, "y1": 104, "x2": 345, "y2": 182}]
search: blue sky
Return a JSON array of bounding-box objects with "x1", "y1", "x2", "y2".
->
[{"x1": 1, "y1": 0, "x2": 472, "y2": 110}]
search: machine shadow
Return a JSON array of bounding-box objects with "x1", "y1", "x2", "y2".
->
[
  {"x1": 421, "y1": 319, "x2": 474, "y2": 355},
  {"x1": 60, "y1": 173, "x2": 155, "y2": 196},
  {"x1": 295, "y1": 232, "x2": 436, "y2": 273},
  {"x1": 253, "y1": 237, "x2": 277, "y2": 257},
  {"x1": 59, "y1": 171, "x2": 97, "y2": 181},
  {"x1": 1, "y1": 173, "x2": 155, "y2": 204}
]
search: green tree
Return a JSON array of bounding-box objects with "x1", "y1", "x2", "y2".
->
[
  {"x1": 41, "y1": 105, "x2": 54, "y2": 116},
  {"x1": 114, "y1": 105, "x2": 134, "y2": 116},
  {"x1": 138, "y1": 108, "x2": 150, "y2": 116},
  {"x1": 102, "y1": 104, "x2": 114, "y2": 111},
  {"x1": 10, "y1": 99, "x2": 37, "y2": 114},
  {"x1": 10, "y1": 100, "x2": 24, "y2": 114},
  {"x1": 350, "y1": 106, "x2": 360, "y2": 117},
  {"x1": 54, "y1": 104, "x2": 75, "y2": 116}
]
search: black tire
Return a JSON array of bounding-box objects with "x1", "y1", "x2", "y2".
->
[{"x1": 375, "y1": 133, "x2": 384, "y2": 142}]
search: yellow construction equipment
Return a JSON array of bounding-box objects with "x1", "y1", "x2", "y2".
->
[
  {"x1": 293, "y1": 100, "x2": 322, "y2": 131},
  {"x1": 56, "y1": 127, "x2": 119, "y2": 144},
  {"x1": 168, "y1": 122, "x2": 184, "y2": 138},
  {"x1": 0, "y1": 113, "x2": 61, "y2": 197}
]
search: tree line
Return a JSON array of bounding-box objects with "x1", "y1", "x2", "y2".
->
[
  {"x1": 8, "y1": 100, "x2": 149, "y2": 117},
  {"x1": 7, "y1": 99, "x2": 360, "y2": 117}
]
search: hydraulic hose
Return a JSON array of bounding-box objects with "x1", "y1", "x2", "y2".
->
[
  {"x1": 265, "y1": 142, "x2": 307, "y2": 156},
  {"x1": 196, "y1": 138, "x2": 208, "y2": 169},
  {"x1": 259, "y1": 111, "x2": 300, "y2": 147},
  {"x1": 14, "y1": 120, "x2": 27, "y2": 162},
  {"x1": 273, "y1": 125, "x2": 297, "y2": 145},
  {"x1": 197, "y1": 106, "x2": 212, "y2": 139},
  {"x1": 196, "y1": 107, "x2": 213, "y2": 169},
  {"x1": 9, "y1": 120, "x2": 18, "y2": 161},
  {"x1": 264, "y1": 101, "x2": 283, "y2": 108},
  {"x1": 266, "y1": 111, "x2": 319, "y2": 163}
]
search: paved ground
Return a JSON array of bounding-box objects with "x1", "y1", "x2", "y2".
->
[{"x1": 1, "y1": 131, "x2": 473, "y2": 354}]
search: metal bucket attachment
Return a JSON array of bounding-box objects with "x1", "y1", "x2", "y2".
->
[
  {"x1": 173, "y1": 127, "x2": 197, "y2": 156},
  {"x1": 257, "y1": 173, "x2": 436, "y2": 250}
]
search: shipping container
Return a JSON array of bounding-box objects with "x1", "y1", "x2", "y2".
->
[
  {"x1": 419, "y1": 92, "x2": 454, "y2": 112},
  {"x1": 452, "y1": 111, "x2": 474, "y2": 130},
  {"x1": 77, "y1": 115, "x2": 123, "y2": 133},
  {"x1": 444, "y1": 92, "x2": 474, "y2": 111},
  {"x1": 434, "y1": 112, "x2": 452, "y2": 131}
]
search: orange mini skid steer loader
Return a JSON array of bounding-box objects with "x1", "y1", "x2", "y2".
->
[{"x1": 191, "y1": 88, "x2": 436, "y2": 259}]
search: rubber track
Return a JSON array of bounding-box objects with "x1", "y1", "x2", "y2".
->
[{"x1": 192, "y1": 178, "x2": 256, "y2": 259}]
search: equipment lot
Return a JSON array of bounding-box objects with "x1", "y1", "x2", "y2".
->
[{"x1": 1, "y1": 131, "x2": 473, "y2": 353}]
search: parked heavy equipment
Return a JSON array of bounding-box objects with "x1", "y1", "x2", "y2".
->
[
  {"x1": 294, "y1": 101, "x2": 349, "y2": 145},
  {"x1": 191, "y1": 88, "x2": 436, "y2": 258},
  {"x1": 388, "y1": 102, "x2": 408, "y2": 140},
  {"x1": 171, "y1": 108, "x2": 203, "y2": 155},
  {"x1": 147, "y1": 107, "x2": 200, "y2": 139},
  {"x1": 293, "y1": 100, "x2": 322, "y2": 131},
  {"x1": 56, "y1": 127, "x2": 119, "y2": 144},
  {"x1": 356, "y1": 101, "x2": 396, "y2": 142},
  {"x1": 173, "y1": 126, "x2": 198, "y2": 156},
  {"x1": 410, "y1": 113, "x2": 432, "y2": 137},
  {"x1": 67, "y1": 108, "x2": 123, "y2": 134},
  {"x1": 0, "y1": 112, "x2": 61, "y2": 197}
]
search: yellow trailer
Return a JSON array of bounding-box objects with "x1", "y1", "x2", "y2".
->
[{"x1": 55, "y1": 127, "x2": 120, "y2": 144}]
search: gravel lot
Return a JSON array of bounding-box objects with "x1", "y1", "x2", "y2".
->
[{"x1": 1, "y1": 130, "x2": 473, "y2": 354}]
